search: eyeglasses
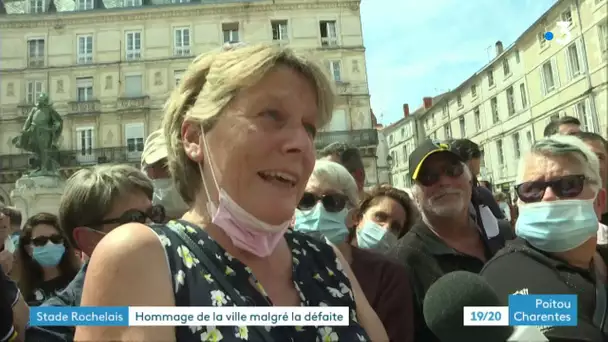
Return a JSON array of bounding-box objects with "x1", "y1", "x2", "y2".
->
[
  {"x1": 30, "y1": 234, "x2": 63, "y2": 247},
  {"x1": 298, "y1": 192, "x2": 347, "y2": 213},
  {"x1": 417, "y1": 162, "x2": 464, "y2": 187},
  {"x1": 515, "y1": 174, "x2": 586, "y2": 203},
  {"x1": 97, "y1": 205, "x2": 166, "y2": 226}
]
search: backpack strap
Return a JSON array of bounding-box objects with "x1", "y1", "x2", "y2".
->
[{"x1": 167, "y1": 222, "x2": 275, "y2": 342}]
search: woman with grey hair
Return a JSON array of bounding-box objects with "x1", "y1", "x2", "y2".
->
[
  {"x1": 481, "y1": 135, "x2": 608, "y2": 341},
  {"x1": 76, "y1": 44, "x2": 387, "y2": 342},
  {"x1": 294, "y1": 160, "x2": 416, "y2": 342}
]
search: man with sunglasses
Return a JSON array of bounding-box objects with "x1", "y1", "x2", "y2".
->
[
  {"x1": 23, "y1": 164, "x2": 163, "y2": 342},
  {"x1": 481, "y1": 135, "x2": 607, "y2": 341},
  {"x1": 388, "y1": 139, "x2": 507, "y2": 342},
  {"x1": 574, "y1": 132, "x2": 608, "y2": 229}
]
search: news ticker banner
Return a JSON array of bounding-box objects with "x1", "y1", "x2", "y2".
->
[
  {"x1": 30, "y1": 306, "x2": 349, "y2": 327},
  {"x1": 463, "y1": 294, "x2": 577, "y2": 327}
]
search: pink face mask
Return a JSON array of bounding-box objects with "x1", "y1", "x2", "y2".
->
[{"x1": 199, "y1": 126, "x2": 291, "y2": 257}]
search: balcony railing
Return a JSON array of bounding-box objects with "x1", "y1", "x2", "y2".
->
[
  {"x1": 68, "y1": 100, "x2": 101, "y2": 115},
  {"x1": 0, "y1": 146, "x2": 141, "y2": 172},
  {"x1": 315, "y1": 129, "x2": 378, "y2": 150},
  {"x1": 117, "y1": 96, "x2": 150, "y2": 111},
  {"x1": 17, "y1": 104, "x2": 34, "y2": 117}
]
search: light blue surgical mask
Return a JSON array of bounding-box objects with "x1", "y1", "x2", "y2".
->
[
  {"x1": 294, "y1": 203, "x2": 349, "y2": 244},
  {"x1": 356, "y1": 220, "x2": 398, "y2": 251},
  {"x1": 32, "y1": 242, "x2": 66, "y2": 267},
  {"x1": 516, "y1": 199, "x2": 598, "y2": 252}
]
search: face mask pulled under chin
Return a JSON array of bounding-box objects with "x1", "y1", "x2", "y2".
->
[
  {"x1": 152, "y1": 179, "x2": 188, "y2": 218},
  {"x1": 198, "y1": 125, "x2": 291, "y2": 257}
]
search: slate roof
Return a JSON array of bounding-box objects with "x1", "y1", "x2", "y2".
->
[{"x1": 0, "y1": 0, "x2": 260, "y2": 15}]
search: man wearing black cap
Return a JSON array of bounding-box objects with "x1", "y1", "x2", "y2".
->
[{"x1": 388, "y1": 139, "x2": 506, "y2": 342}]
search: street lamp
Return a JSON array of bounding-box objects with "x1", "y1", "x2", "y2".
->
[{"x1": 386, "y1": 155, "x2": 394, "y2": 185}]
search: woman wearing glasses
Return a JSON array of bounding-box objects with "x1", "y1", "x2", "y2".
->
[
  {"x1": 481, "y1": 135, "x2": 608, "y2": 342},
  {"x1": 14, "y1": 213, "x2": 80, "y2": 306},
  {"x1": 295, "y1": 160, "x2": 416, "y2": 342}
]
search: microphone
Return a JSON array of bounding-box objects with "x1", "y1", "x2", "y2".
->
[{"x1": 423, "y1": 271, "x2": 513, "y2": 342}]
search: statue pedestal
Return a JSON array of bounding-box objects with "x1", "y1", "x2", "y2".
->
[{"x1": 10, "y1": 175, "x2": 66, "y2": 220}]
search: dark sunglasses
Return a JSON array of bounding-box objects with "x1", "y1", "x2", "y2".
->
[
  {"x1": 417, "y1": 161, "x2": 465, "y2": 187},
  {"x1": 30, "y1": 234, "x2": 63, "y2": 247},
  {"x1": 515, "y1": 174, "x2": 586, "y2": 203},
  {"x1": 98, "y1": 205, "x2": 166, "y2": 226},
  {"x1": 298, "y1": 192, "x2": 347, "y2": 213}
]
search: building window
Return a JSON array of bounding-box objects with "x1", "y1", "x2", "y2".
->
[
  {"x1": 27, "y1": 39, "x2": 45, "y2": 67},
  {"x1": 503, "y1": 59, "x2": 510, "y2": 76},
  {"x1": 123, "y1": 0, "x2": 141, "y2": 6},
  {"x1": 443, "y1": 124, "x2": 451, "y2": 139},
  {"x1": 125, "y1": 31, "x2": 142, "y2": 60},
  {"x1": 515, "y1": 50, "x2": 520, "y2": 63},
  {"x1": 125, "y1": 123, "x2": 145, "y2": 159},
  {"x1": 271, "y1": 20, "x2": 288, "y2": 41},
  {"x1": 442, "y1": 104, "x2": 448, "y2": 119},
  {"x1": 76, "y1": 127, "x2": 95, "y2": 162},
  {"x1": 561, "y1": 7, "x2": 573, "y2": 26},
  {"x1": 506, "y1": 86, "x2": 515, "y2": 115},
  {"x1": 599, "y1": 22, "x2": 607, "y2": 61},
  {"x1": 400, "y1": 128, "x2": 404, "y2": 139},
  {"x1": 174, "y1": 70, "x2": 184, "y2": 87},
  {"x1": 540, "y1": 59, "x2": 559, "y2": 95},
  {"x1": 490, "y1": 97, "x2": 499, "y2": 123},
  {"x1": 76, "y1": 77, "x2": 93, "y2": 101},
  {"x1": 459, "y1": 116, "x2": 466, "y2": 137},
  {"x1": 574, "y1": 99, "x2": 595, "y2": 132},
  {"x1": 29, "y1": 0, "x2": 44, "y2": 13},
  {"x1": 222, "y1": 23, "x2": 239, "y2": 43},
  {"x1": 526, "y1": 131, "x2": 533, "y2": 147},
  {"x1": 512, "y1": 133, "x2": 521, "y2": 159},
  {"x1": 471, "y1": 84, "x2": 477, "y2": 97},
  {"x1": 565, "y1": 41, "x2": 584, "y2": 79},
  {"x1": 402, "y1": 145, "x2": 408, "y2": 161},
  {"x1": 497, "y1": 140, "x2": 504, "y2": 165},
  {"x1": 77, "y1": 35, "x2": 93, "y2": 64},
  {"x1": 474, "y1": 106, "x2": 481, "y2": 131},
  {"x1": 520, "y1": 83, "x2": 528, "y2": 108},
  {"x1": 328, "y1": 61, "x2": 342, "y2": 82},
  {"x1": 319, "y1": 20, "x2": 338, "y2": 47},
  {"x1": 26, "y1": 81, "x2": 44, "y2": 104},
  {"x1": 487, "y1": 68, "x2": 495, "y2": 87},
  {"x1": 174, "y1": 27, "x2": 191, "y2": 56},
  {"x1": 456, "y1": 95, "x2": 463, "y2": 108},
  {"x1": 77, "y1": 0, "x2": 93, "y2": 10},
  {"x1": 124, "y1": 75, "x2": 143, "y2": 98}
]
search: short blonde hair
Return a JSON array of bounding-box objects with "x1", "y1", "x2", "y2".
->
[
  {"x1": 163, "y1": 43, "x2": 335, "y2": 204},
  {"x1": 311, "y1": 160, "x2": 359, "y2": 207}
]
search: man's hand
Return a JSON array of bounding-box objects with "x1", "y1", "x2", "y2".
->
[{"x1": 0, "y1": 249, "x2": 14, "y2": 275}]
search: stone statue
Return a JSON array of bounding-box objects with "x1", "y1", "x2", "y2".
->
[{"x1": 12, "y1": 94, "x2": 63, "y2": 176}]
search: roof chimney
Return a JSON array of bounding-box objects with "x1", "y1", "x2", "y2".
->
[
  {"x1": 423, "y1": 97, "x2": 433, "y2": 109},
  {"x1": 495, "y1": 41, "x2": 504, "y2": 56},
  {"x1": 403, "y1": 103, "x2": 410, "y2": 117}
]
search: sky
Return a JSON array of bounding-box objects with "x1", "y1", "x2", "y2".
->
[{"x1": 360, "y1": 0, "x2": 557, "y2": 126}]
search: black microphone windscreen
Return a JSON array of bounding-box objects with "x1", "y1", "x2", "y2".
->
[
  {"x1": 423, "y1": 271, "x2": 513, "y2": 342},
  {"x1": 0, "y1": 270, "x2": 16, "y2": 341}
]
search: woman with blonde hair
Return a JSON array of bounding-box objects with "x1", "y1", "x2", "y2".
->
[{"x1": 76, "y1": 43, "x2": 387, "y2": 342}]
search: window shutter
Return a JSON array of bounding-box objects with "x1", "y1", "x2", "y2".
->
[
  {"x1": 564, "y1": 48, "x2": 572, "y2": 81},
  {"x1": 539, "y1": 67, "x2": 547, "y2": 96},
  {"x1": 576, "y1": 40, "x2": 586, "y2": 72},
  {"x1": 551, "y1": 57, "x2": 560, "y2": 88}
]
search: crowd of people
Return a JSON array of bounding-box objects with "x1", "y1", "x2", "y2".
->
[{"x1": 1, "y1": 43, "x2": 607, "y2": 342}]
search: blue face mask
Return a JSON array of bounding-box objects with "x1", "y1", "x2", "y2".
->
[
  {"x1": 356, "y1": 220, "x2": 398, "y2": 251},
  {"x1": 32, "y1": 243, "x2": 66, "y2": 267},
  {"x1": 10, "y1": 233, "x2": 20, "y2": 248},
  {"x1": 294, "y1": 203, "x2": 349, "y2": 244},
  {"x1": 516, "y1": 199, "x2": 598, "y2": 253}
]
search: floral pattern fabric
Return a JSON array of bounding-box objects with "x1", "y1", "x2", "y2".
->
[{"x1": 149, "y1": 220, "x2": 370, "y2": 342}]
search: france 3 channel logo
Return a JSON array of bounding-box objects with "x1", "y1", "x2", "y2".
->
[
  {"x1": 463, "y1": 294, "x2": 577, "y2": 327},
  {"x1": 543, "y1": 21, "x2": 573, "y2": 46}
]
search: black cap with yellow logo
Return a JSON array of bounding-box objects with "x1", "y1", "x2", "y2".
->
[{"x1": 409, "y1": 139, "x2": 462, "y2": 181}]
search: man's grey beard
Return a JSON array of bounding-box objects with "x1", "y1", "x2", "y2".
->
[{"x1": 422, "y1": 188, "x2": 467, "y2": 218}]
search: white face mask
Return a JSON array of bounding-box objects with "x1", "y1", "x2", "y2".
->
[{"x1": 152, "y1": 179, "x2": 188, "y2": 218}]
